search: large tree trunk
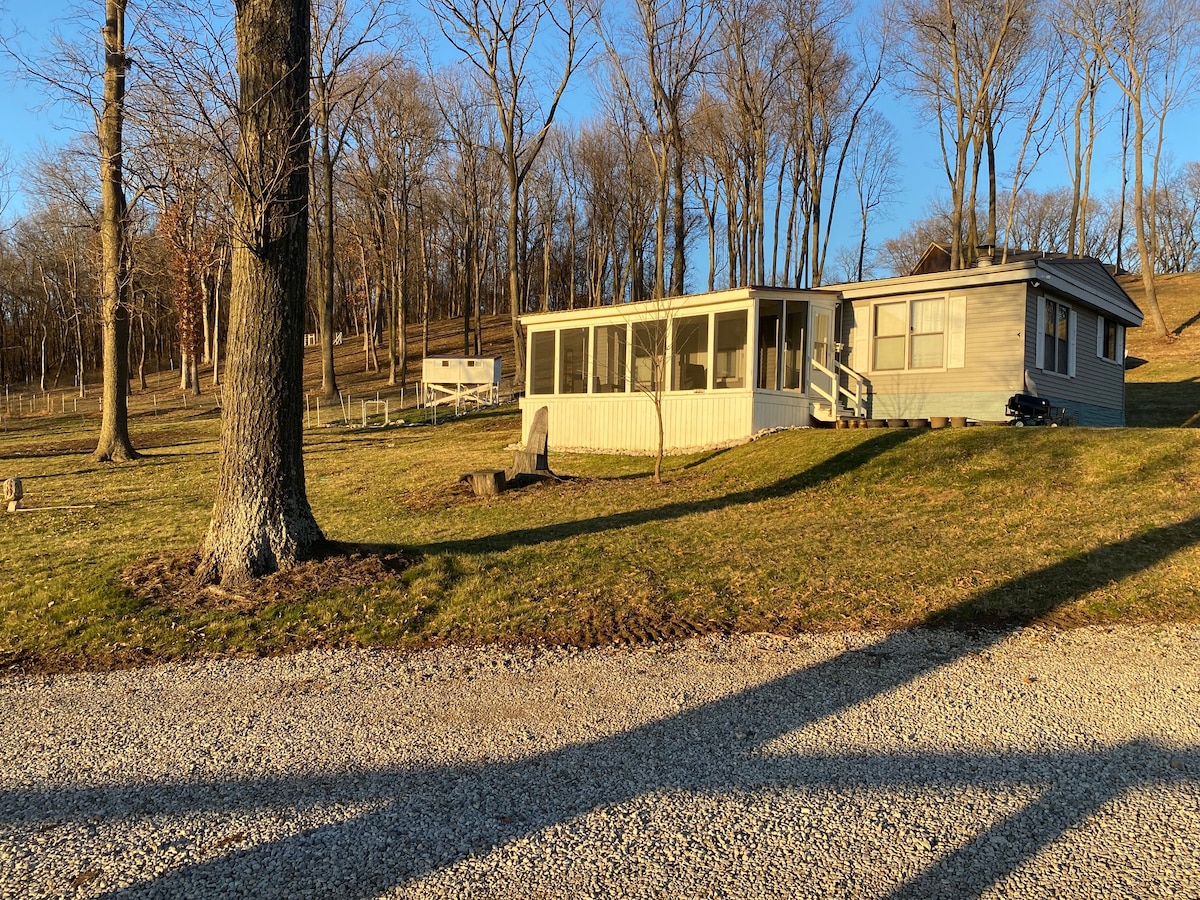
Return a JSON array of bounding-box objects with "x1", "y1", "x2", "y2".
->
[
  {"x1": 93, "y1": 0, "x2": 138, "y2": 462},
  {"x1": 197, "y1": 0, "x2": 323, "y2": 587}
]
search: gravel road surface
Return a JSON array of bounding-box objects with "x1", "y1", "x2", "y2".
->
[{"x1": 2, "y1": 626, "x2": 1198, "y2": 899}]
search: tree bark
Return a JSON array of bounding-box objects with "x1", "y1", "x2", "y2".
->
[
  {"x1": 93, "y1": 0, "x2": 138, "y2": 462},
  {"x1": 317, "y1": 123, "x2": 339, "y2": 397},
  {"x1": 197, "y1": 0, "x2": 323, "y2": 587}
]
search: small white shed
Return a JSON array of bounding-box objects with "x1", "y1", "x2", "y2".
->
[{"x1": 422, "y1": 355, "x2": 503, "y2": 411}]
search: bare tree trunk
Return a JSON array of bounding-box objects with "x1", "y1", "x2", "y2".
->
[
  {"x1": 137, "y1": 310, "x2": 147, "y2": 390},
  {"x1": 669, "y1": 131, "x2": 686, "y2": 296},
  {"x1": 317, "y1": 127, "x2": 339, "y2": 397},
  {"x1": 197, "y1": 0, "x2": 323, "y2": 587},
  {"x1": 93, "y1": 0, "x2": 138, "y2": 462},
  {"x1": 201, "y1": 278, "x2": 213, "y2": 366},
  {"x1": 211, "y1": 244, "x2": 226, "y2": 387},
  {"x1": 1130, "y1": 103, "x2": 1168, "y2": 337}
]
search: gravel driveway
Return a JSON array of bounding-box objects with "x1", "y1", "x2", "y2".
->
[{"x1": 2, "y1": 627, "x2": 1198, "y2": 899}]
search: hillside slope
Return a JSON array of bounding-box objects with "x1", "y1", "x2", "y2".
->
[{"x1": 1120, "y1": 272, "x2": 1200, "y2": 427}]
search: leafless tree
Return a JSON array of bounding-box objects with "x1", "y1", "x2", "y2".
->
[
  {"x1": 0, "y1": 142, "x2": 14, "y2": 231},
  {"x1": 344, "y1": 59, "x2": 440, "y2": 386},
  {"x1": 310, "y1": 0, "x2": 396, "y2": 400},
  {"x1": 428, "y1": 0, "x2": 585, "y2": 385},
  {"x1": 1049, "y1": 10, "x2": 1110, "y2": 258},
  {"x1": 708, "y1": 0, "x2": 789, "y2": 286},
  {"x1": 887, "y1": 0, "x2": 1036, "y2": 269},
  {"x1": 5, "y1": 1, "x2": 140, "y2": 458},
  {"x1": 428, "y1": 72, "x2": 501, "y2": 356},
  {"x1": 593, "y1": 0, "x2": 718, "y2": 299},
  {"x1": 1150, "y1": 161, "x2": 1200, "y2": 273},
  {"x1": 1059, "y1": 0, "x2": 1199, "y2": 337},
  {"x1": 90, "y1": 0, "x2": 139, "y2": 460},
  {"x1": 849, "y1": 110, "x2": 899, "y2": 281}
]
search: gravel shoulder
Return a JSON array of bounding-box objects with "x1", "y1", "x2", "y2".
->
[{"x1": 2, "y1": 626, "x2": 1198, "y2": 899}]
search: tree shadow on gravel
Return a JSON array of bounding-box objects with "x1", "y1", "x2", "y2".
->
[{"x1": 4, "y1": 514, "x2": 1200, "y2": 899}]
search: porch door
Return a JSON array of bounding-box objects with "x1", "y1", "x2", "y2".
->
[{"x1": 810, "y1": 308, "x2": 834, "y2": 397}]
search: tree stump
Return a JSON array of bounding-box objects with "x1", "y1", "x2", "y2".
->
[
  {"x1": 461, "y1": 469, "x2": 506, "y2": 497},
  {"x1": 4, "y1": 477, "x2": 22, "y2": 512}
]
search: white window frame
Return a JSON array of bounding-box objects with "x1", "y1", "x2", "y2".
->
[
  {"x1": 868, "y1": 294, "x2": 965, "y2": 373},
  {"x1": 1096, "y1": 315, "x2": 1125, "y2": 366},
  {"x1": 1035, "y1": 296, "x2": 1077, "y2": 378}
]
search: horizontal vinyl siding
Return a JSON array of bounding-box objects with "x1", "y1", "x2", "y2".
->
[
  {"x1": 1024, "y1": 293, "x2": 1125, "y2": 415},
  {"x1": 867, "y1": 390, "x2": 1012, "y2": 422},
  {"x1": 846, "y1": 284, "x2": 1027, "y2": 399}
]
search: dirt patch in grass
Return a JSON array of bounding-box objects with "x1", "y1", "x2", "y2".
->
[
  {"x1": 547, "y1": 602, "x2": 738, "y2": 648},
  {"x1": 122, "y1": 543, "x2": 420, "y2": 613}
]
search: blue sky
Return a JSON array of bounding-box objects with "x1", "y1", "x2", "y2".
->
[{"x1": 2, "y1": 0, "x2": 1196, "y2": 271}]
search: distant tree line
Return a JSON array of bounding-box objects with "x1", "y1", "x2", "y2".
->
[
  {"x1": 877, "y1": 162, "x2": 1200, "y2": 279},
  {"x1": 1, "y1": 0, "x2": 1198, "y2": 398}
]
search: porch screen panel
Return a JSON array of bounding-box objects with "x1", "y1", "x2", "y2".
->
[
  {"x1": 559, "y1": 327, "x2": 589, "y2": 394},
  {"x1": 910, "y1": 298, "x2": 945, "y2": 368},
  {"x1": 632, "y1": 319, "x2": 666, "y2": 392},
  {"x1": 714, "y1": 311, "x2": 747, "y2": 389},
  {"x1": 594, "y1": 324, "x2": 627, "y2": 392},
  {"x1": 672, "y1": 315, "x2": 709, "y2": 390},
  {"x1": 782, "y1": 301, "x2": 807, "y2": 390},
  {"x1": 529, "y1": 331, "x2": 555, "y2": 394},
  {"x1": 758, "y1": 300, "x2": 781, "y2": 390},
  {"x1": 873, "y1": 302, "x2": 905, "y2": 370}
]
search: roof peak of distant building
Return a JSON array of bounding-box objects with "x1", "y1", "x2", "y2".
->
[{"x1": 911, "y1": 242, "x2": 1127, "y2": 277}]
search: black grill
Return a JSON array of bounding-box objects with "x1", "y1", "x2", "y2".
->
[{"x1": 1006, "y1": 393, "x2": 1051, "y2": 425}]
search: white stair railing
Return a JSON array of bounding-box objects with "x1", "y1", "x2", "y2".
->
[{"x1": 812, "y1": 358, "x2": 868, "y2": 419}]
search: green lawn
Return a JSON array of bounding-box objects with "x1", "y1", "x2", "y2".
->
[{"x1": 3, "y1": 402, "x2": 1199, "y2": 674}]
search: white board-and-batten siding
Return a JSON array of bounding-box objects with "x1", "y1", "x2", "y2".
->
[{"x1": 518, "y1": 390, "x2": 809, "y2": 454}]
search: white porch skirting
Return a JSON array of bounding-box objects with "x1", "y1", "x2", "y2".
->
[{"x1": 519, "y1": 390, "x2": 815, "y2": 454}]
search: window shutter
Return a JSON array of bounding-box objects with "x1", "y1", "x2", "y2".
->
[
  {"x1": 1096, "y1": 314, "x2": 1104, "y2": 358},
  {"x1": 947, "y1": 296, "x2": 967, "y2": 368},
  {"x1": 851, "y1": 304, "x2": 867, "y2": 372},
  {"x1": 1034, "y1": 296, "x2": 1045, "y2": 369},
  {"x1": 1067, "y1": 309, "x2": 1078, "y2": 377},
  {"x1": 1118, "y1": 325, "x2": 1125, "y2": 362}
]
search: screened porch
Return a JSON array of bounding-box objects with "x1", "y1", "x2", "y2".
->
[{"x1": 517, "y1": 287, "x2": 843, "y2": 453}]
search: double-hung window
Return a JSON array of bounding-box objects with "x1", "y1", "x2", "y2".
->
[
  {"x1": 1098, "y1": 316, "x2": 1124, "y2": 364},
  {"x1": 873, "y1": 297, "x2": 958, "y2": 371},
  {"x1": 872, "y1": 302, "x2": 908, "y2": 370},
  {"x1": 909, "y1": 298, "x2": 946, "y2": 368},
  {"x1": 1037, "y1": 298, "x2": 1075, "y2": 376}
]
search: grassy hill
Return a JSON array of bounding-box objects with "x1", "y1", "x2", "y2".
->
[
  {"x1": 0, "y1": 278, "x2": 1198, "y2": 675},
  {"x1": 1120, "y1": 271, "x2": 1200, "y2": 427}
]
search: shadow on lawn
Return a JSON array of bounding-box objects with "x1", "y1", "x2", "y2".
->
[
  {"x1": 420, "y1": 428, "x2": 924, "y2": 556},
  {"x1": 3, "y1": 509, "x2": 1199, "y2": 895},
  {"x1": 1125, "y1": 379, "x2": 1200, "y2": 428}
]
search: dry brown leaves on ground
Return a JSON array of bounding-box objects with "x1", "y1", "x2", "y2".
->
[{"x1": 122, "y1": 544, "x2": 418, "y2": 613}]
